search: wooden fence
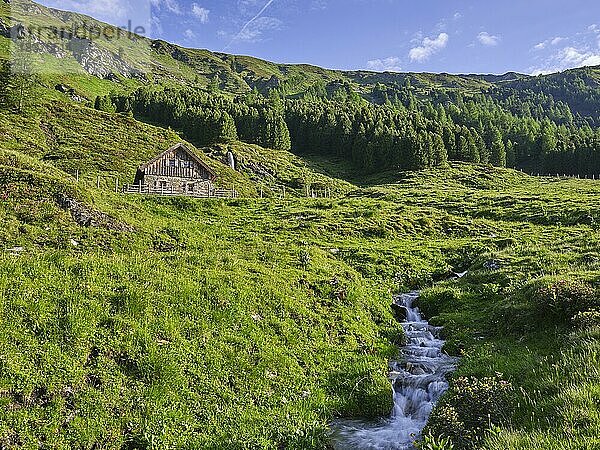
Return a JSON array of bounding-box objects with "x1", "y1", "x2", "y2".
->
[
  {"x1": 531, "y1": 173, "x2": 600, "y2": 180},
  {"x1": 71, "y1": 172, "x2": 239, "y2": 198},
  {"x1": 70, "y1": 171, "x2": 334, "y2": 200},
  {"x1": 121, "y1": 184, "x2": 238, "y2": 199}
]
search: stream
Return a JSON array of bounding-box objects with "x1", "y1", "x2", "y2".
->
[{"x1": 331, "y1": 291, "x2": 458, "y2": 450}]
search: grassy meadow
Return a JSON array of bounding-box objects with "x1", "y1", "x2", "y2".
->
[
  {"x1": 0, "y1": 79, "x2": 598, "y2": 449},
  {"x1": 1, "y1": 129, "x2": 600, "y2": 448}
]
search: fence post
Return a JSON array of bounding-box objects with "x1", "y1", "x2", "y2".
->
[
  {"x1": 96, "y1": 176, "x2": 100, "y2": 189},
  {"x1": 76, "y1": 170, "x2": 79, "y2": 183},
  {"x1": 115, "y1": 178, "x2": 119, "y2": 193},
  {"x1": 282, "y1": 186, "x2": 286, "y2": 199}
]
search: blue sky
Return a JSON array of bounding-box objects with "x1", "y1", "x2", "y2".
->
[{"x1": 39, "y1": 0, "x2": 600, "y2": 75}]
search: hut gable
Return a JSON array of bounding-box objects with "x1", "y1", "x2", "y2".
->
[
  {"x1": 136, "y1": 143, "x2": 216, "y2": 182},
  {"x1": 125, "y1": 143, "x2": 237, "y2": 198}
]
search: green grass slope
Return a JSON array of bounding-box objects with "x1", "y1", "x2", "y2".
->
[
  {"x1": 0, "y1": 2, "x2": 599, "y2": 446},
  {"x1": 0, "y1": 98, "x2": 356, "y2": 199},
  {"x1": 1, "y1": 116, "x2": 600, "y2": 448},
  {"x1": 0, "y1": 146, "x2": 473, "y2": 448}
]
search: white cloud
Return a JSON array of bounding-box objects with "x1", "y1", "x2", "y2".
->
[
  {"x1": 367, "y1": 56, "x2": 402, "y2": 72},
  {"x1": 184, "y1": 28, "x2": 196, "y2": 39},
  {"x1": 234, "y1": 16, "x2": 282, "y2": 43},
  {"x1": 559, "y1": 47, "x2": 600, "y2": 66},
  {"x1": 150, "y1": 0, "x2": 182, "y2": 15},
  {"x1": 409, "y1": 32, "x2": 449, "y2": 62},
  {"x1": 530, "y1": 24, "x2": 600, "y2": 74},
  {"x1": 477, "y1": 31, "x2": 500, "y2": 46},
  {"x1": 534, "y1": 36, "x2": 566, "y2": 51},
  {"x1": 223, "y1": 0, "x2": 279, "y2": 50},
  {"x1": 530, "y1": 46, "x2": 600, "y2": 75},
  {"x1": 453, "y1": 12, "x2": 462, "y2": 20},
  {"x1": 311, "y1": 0, "x2": 327, "y2": 10},
  {"x1": 43, "y1": 0, "x2": 129, "y2": 21},
  {"x1": 589, "y1": 24, "x2": 600, "y2": 47},
  {"x1": 191, "y1": 3, "x2": 209, "y2": 23},
  {"x1": 41, "y1": 0, "x2": 154, "y2": 31}
]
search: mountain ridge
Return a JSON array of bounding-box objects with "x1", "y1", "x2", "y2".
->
[{"x1": 3, "y1": 0, "x2": 599, "y2": 100}]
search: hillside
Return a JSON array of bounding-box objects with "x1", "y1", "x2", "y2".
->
[
  {"x1": 1, "y1": 138, "x2": 600, "y2": 448},
  {"x1": 0, "y1": 1, "x2": 599, "y2": 449},
  {"x1": 0, "y1": 83, "x2": 599, "y2": 449},
  {"x1": 0, "y1": 0, "x2": 499, "y2": 97},
  {"x1": 2, "y1": 0, "x2": 600, "y2": 179}
]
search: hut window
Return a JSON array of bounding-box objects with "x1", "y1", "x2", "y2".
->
[
  {"x1": 188, "y1": 184, "x2": 194, "y2": 192},
  {"x1": 169, "y1": 159, "x2": 176, "y2": 167}
]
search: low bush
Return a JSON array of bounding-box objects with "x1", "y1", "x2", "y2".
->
[
  {"x1": 572, "y1": 309, "x2": 600, "y2": 329},
  {"x1": 424, "y1": 375, "x2": 514, "y2": 449},
  {"x1": 527, "y1": 278, "x2": 598, "y2": 324},
  {"x1": 416, "y1": 434, "x2": 455, "y2": 450}
]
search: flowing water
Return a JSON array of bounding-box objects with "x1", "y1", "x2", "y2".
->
[{"x1": 331, "y1": 291, "x2": 458, "y2": 450}]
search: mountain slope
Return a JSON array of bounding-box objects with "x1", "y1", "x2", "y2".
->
[
  {"x1": 0, "y1": 0, "x2": 553, "y2": 99},
  {"x1": 2, "y1": 138, "x2": 600, "y2": 448},
  {"x1": 0, "y1": 3, "x2": 599, "y2": 448}
]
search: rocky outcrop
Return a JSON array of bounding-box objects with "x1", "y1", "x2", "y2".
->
[
  {"x1": 0, "y1": 18, "x2": 144, "y2": 79},
  {"x1": 18, "y1": 0, "x2": 43, "y2": 14},
  {"x1": 151, "y1": 40, "x2": 189, "y2": 63},
  {"x1": 1, "y1": 19, "x2": 69, "y2": 58},
  {"x1": 0, "y1": 18, "x2": 10, "y2": 38},
  {"x1": 244, "y1": 74, "x2": 282, "y2": 94},
  {"x1": 0, "y1": 19, "x2": 25, "y2": 40},
  {"x1": 68, "y1": 37, "x2": 143, "y2": 79},
  {"x1": 56, "y1": 194, "x2": 134, "y2": 232},
  {"x1": 54, "y1": 84, "x2": 86, "y2": 102}
]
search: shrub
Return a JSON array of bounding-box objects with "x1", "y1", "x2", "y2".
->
[
  {"x1": 424, "y1": 375, "x2": 514, "y2": 449},
  {"x1": 529, "y1": 278, "x2": 597, "y2": 324},
  {"x1": 417, "y1": 433, "x2": 455, "y2": 450},
  {"x1": 572, "y1": 309, "x2": 600, "y2": 329}
]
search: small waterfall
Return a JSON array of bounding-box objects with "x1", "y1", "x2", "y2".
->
[{"x1": 331, "y1": 291, "x2": 458, "y2": 450}]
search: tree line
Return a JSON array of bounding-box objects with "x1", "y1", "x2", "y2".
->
[{"x1": 95, "y1": 80, "x2": 600, "y2": 176}]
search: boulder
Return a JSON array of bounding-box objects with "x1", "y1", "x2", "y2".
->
[
  {"x1": 56, "y1": 194, "x2": 134, "y2": 232},
  {"x1": 484, "y1": 260, "x2": 501, "y2": 271},
  {"x1": 392, "y1": 303, "x2": 408, "y2": 321},
  {"x1": 54, "y1": 84, "x2": 86, "y2": 102}
]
